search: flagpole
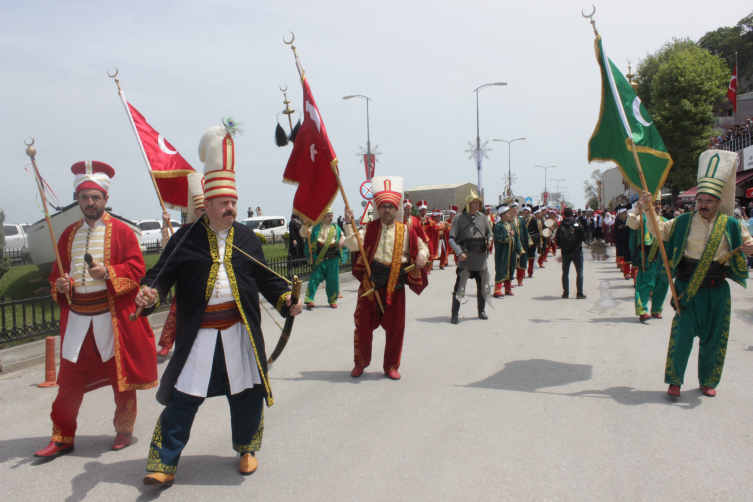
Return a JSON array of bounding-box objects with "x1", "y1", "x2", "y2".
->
[
  {"x1": 25, "y1": 139, "x2": 70, "y2": 303},
  {"x1": 629, "y1": 140, "x2": 680, "y2": 310},
  {"x1": 108, "y1": 69, "x2": 173, "y2": 235},
  {"x1": 304, "y1": 221, "x2": 314, "y2": 265},
  {"x1": 640, "y1": 206, "x2": 645, "y2": 272},
  {"x1": 735, "y1": 53, "x2": 739, "y2": 125},
  {"x1": 284, "y1": 33, "x2": 384, "y2": 312}
]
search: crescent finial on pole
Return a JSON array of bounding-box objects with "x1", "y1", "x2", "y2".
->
[
  {"x1": 108, "y1": 67, "x2": 122, "y2": 91},
  {"x1": 25, "y1": 137, "x2": 36, "y2": 158},
  {"x1": 283, "y1": 32, "x2": 295, "y2": 45},
  {"x1": 582, "y1": 5, "x2": 598, "y2": 36}
]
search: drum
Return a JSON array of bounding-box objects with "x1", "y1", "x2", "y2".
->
[
  {"x1": 542, "y1": 228, "x2": 553, "y2": 238},
  {"x1": 544, "y1": 219, "x2": 555, "y2": 228}
]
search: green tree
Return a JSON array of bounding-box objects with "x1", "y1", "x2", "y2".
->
[
  {"x1": 0, "y1": 209, "x2": 10, "y2": 279},
  {"x1": 698, "y1": 12, "x2": 753, "y2": 93},
  {"x1": 582, "y1": 169, "x2": 603, "y2": 202},
  {"x1": 587, "y1": 196, "x2": 599, "y2": 210},
  {"x1": 636, "y1": 39, "x2": 730, "y2": 193}
]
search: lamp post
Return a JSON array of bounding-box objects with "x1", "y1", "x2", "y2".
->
[
  {"x1": 473, "y1": 82, "x2": 506, "y2": 197},
  {"x1": 550, "y1": 178, "x2": 565, "y2": 207},
  {"x1": 493, "y1": 138, "x2": 526, "y2": 197},
  {"x1": 535, "y1": 165, "x2": 556, "y2": 195},
  {"x1": 343, "y1": 95, "x2": 372, "y2": 180}
]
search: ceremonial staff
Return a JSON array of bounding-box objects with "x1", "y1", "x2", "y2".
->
[
  {"x1": 25, "y1": 138, "x2": 70, "y2": 302},
  {"x1": 108, "y1": 68, "x2": 173, "y2": 235},
  {"x1": 284, "y1": 32, "x2": 385, "y2": 312}
]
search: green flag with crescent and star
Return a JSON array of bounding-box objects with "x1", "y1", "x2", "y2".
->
[{"x1": 588, "y1": 35, "x2": 673, "y2": 196}]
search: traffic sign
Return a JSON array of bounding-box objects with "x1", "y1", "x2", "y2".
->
[
  {"x1": 360, "y1": 181, "x2": 373, "y2": 200},
  {"x1": 555, "y1": 205, "x2": 561, "y2": 210},
  {"x1": 542, "y1": 191, "x2": 549, "y2": 201},
  {"x1": 359, "y1": 201, "x2": 374, "y2": 225},
  {"x1": 525, "y1": 197, "x2": 532, "y2": 205}
]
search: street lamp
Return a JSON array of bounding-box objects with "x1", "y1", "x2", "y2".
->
[
  {"x1": 473, "y1": 82, "x2": 506, "y2": 197},
  {"x1": 343, "y1": 95, "x2": 372, "y2": 180},
  {"x1": 535, "y1": 165, "x2": 556, "y2": 194},
  {"x1": 493, "y1": 138, "x2": 525, "y2": 197}
]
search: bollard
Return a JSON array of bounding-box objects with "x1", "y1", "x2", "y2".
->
[{"x1": 37, "y1": 336, "x2": 58, "y2": 387}]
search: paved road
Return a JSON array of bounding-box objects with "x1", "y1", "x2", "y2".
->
[{"x1": 2, "y1": 243, "x2": 753, "y2": 501}]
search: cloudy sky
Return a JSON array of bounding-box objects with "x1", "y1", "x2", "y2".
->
[{"x1": 1, "y1": 0, "x2": 749, "y2": 225}]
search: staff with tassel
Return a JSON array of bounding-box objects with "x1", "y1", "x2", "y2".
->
[
  {"x1": 25, "y1": 138, "x2": 71, "y2": 303},
  {"x1": 108, "y1": 68, "x2": 173, "y2": 235}
]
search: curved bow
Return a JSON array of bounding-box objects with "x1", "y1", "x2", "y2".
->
[{"x1": 267, "y1": 275, "x2": 302, "y2": 364}]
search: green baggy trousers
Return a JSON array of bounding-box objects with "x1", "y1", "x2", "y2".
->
[
  {"x1": 634, "y1": 259, "x2": 669, "y2": 316},
  {"x1": 305, "y1": 258, "x2": 340, "y2": 305}
]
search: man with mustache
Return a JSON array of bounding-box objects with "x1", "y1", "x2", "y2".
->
[
  {"x1": 641, "y1": 150, "x2": 753, "y2": 398},
  {"x1": 34, "y1": 161, "x2": 158, "y2": 459},
  {"x1": 136, "y1": 123, "x2": 302, "y2": 487}
]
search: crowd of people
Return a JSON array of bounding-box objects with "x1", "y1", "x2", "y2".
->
[{"x1": 709, "y1": 116, "x2": 752, "y2": 148}]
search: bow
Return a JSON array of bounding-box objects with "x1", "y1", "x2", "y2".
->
[{"x1": 267, "y1": 276, "x2": 302, "y2": 365}]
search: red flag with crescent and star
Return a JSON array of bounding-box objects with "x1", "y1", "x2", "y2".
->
[
  {"x1": 283, "y1": 76, "x2": 339, "y2": 224},
  {"x1": 727, "y1": 63, "x2": 737, "y2": 113},
  {"x1": 124, "y1": 102, "x2": 197, "y2": 209}
]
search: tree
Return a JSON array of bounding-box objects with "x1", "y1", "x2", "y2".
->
[
  {"x1": 0, "y1": 209, "x2": 10, "y2": 280},
  {"x1": 699, "y1": 12, "x2": 753, "y2": 93},
  {"x1": 583, "y1": 168, "x2": 603, "y2": 202},
  {"x1": 636, "y1": 39, "x2": 730, "y2": 193},
  {"x1": 587, "y1": 196, "x2": 599, "y2": 210}
]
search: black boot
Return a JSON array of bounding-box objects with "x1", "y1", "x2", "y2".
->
[
  {"x1": 451, "y1": 297, "x2": 460, "y2": 324},
  {"x1": 477, "y1": 292, "x2": 486, "y2": 319}
]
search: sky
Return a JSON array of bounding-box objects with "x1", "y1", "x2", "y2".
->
[{"x1": 1, "y1": 0, "x2": 750, "y2": 225}]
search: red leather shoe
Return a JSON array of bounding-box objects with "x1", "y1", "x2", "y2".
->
[
  {"x1": 306, "y1": 303, "x2": 315, "y2": 310},
  {"x1": 667, "y1": 385, "x2": 681, "y2": 397},
  {"x1": 527, "y1": 273, "x2": 533, "y2": 278},
  {"x1": 34, "y1": 441, "x2": 74, "y2": 458},
  {"x1": 157, "y1": 347, "x2": 169, "y2": 357},
  {"x1": 112, "y1": 432, "x2": 132, "y2": 451},
  {"x1": 385, "y1": 370, "x2": 401, "y2": 380},
  {"x1": 639, "y1": 314, "x2": 651, "y2": 323},
  {"x1": 651, "y1": 313, "x2": 663, "y2": 319},
  {"x1": 329, "y1": 304, "x2": 337, "y2": 309},
  {"x1": 350, "y1": 366, "x2": 365, "y2": 378},
  {"x1": 701, "y1": 386, "x2": 716, "y2": 397}
]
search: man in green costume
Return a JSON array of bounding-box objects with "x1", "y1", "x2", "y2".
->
[
  {"x1": 627, "y1": 192, "x2": 669, "y2": 322},
  {"x1": 301, "y1": 207, "x2": 349, "y2": 309},
  {"x1": 493, "y1": 204, "x2": 519, "y2": 297},
  {"x1": 509, "y1": 203, "x2": 531, "y2": 287},
  {"x1": 641, "y1": 150, "x2": 753, "y2": 397}
]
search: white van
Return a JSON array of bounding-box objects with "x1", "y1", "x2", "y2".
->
[
  {"x1": 241, "y1": 216, "x2": 287, "y2": 241},
  {"x1": 3, "y1": 223, "x2": 28, "y2": 252},
  {"x1": 135, "y1": 219, "x2": 181, "y2": 244}
]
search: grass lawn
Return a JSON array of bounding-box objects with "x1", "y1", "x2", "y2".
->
[
  {"x1": 0, "y1": 264, "x2": 46, "y2": 299},
  {"x1": 262, "y1": 243, "x2": 289, "y2": 262}
]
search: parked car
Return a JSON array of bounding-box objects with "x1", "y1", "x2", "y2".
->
[
  {"x1": 241, "y1": 216, "x2": 287, "y2": 240},
  {"x1": 135, "y1": 219, "x2": 181, "y2": 244},
  {"x1": 3, "y1": 223, "x2": 29, "y2": 252}
]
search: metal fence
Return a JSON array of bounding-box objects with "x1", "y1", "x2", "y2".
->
[
  {"x1": 713, "y1": 131, "x2": 752, "y2": 153},
  {"x1": 4, "y1": 248, "x2": 32, "y2": 266},
  {"x1": 142, "y1": 240, "x2": 162, "y2": 254},
  {"x1": 0, "y1": 294, "x2": 60, "y2": 343},
  {"x1": 266, "y1": 254, "x2": 352, "y2": 281}
]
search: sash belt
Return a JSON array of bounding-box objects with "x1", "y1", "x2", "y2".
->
[
  {"x1": 318, "y1": 243, "x2": 339, "y2": 260},
  {"x1": 677, "y1": 258, "x2": 726, "y2": 289},
  {"x1": 460, "y1": 237, "x2": 487, "y2": 253},
  {"x1": 70, "y1": 290, "x2": 109, "y2": 316},
  {"x1": 201, "y1": 301, "x2": 241, "y2": 330},
  {"x1": 369, "y1": 261, "x2": 408, "y2": 291}
]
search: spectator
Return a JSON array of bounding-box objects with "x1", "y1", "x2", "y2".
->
[
  {"x1": 555, "y1": 207, "x2": 587, "y2": 299},
  {"x1": 247, "y1": 207, "x2": 253, "y2": 218},
  {"x1": 288, "y1": 213, "x2": 304, "y2": 260},
  {"x1": 337, "y1": 215, "x2": 344, "y2": 230}
]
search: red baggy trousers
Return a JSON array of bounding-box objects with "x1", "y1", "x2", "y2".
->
[
  {"x1": 353, "y1": 285, "x2": 406, "y2": 373},
  {"x1": 50, "y1": 325, "x2": 137, "y2": 443}
]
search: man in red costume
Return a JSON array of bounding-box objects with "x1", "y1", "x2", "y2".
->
[
  {"x1": 345, "y1": 176, "x2": 429, "y2": 380},
  {"x1": 34, "y1": 161, "x2": 158, "y2": 459},
  {"x1": 403, "y1": 199, "x2": 429, "y2": 244},
  {"x1": 429, "y1": 209, "x2": 448, "y2": 269},
  {"x1": 418, "y1": 200, "x2": 437, "y2": 273}
]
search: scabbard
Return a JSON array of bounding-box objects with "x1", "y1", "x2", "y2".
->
[{"x1": 267, "y1": 275, "x2": 302, "y2": 364}]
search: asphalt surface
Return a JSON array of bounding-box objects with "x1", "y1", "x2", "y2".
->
[{"x1": 2, "y1": 242, "x2": 753, "y2": 501}]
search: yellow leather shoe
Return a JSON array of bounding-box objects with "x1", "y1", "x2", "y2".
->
[
  {"x1": 239, "y1": 453, "x2": 258, "y2": 475},
  {"x1": 143, "y1": 472, "x2": 175, "y2": 487}
]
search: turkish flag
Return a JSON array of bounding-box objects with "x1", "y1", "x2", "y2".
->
[
  {"x1": 127, "y1": 103, "x2": 196, "y2": 209},
  {"x1": 283, "y1": 76, "x2": 339, "y2": 224},
  {"x1": 728, "y1": 64, "x2": 737, "y2": 113}
]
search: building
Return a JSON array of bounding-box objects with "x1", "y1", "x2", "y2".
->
[
  {"x1": 599, "y1": 166, "x2": 637, "y2": 209},
  {"x1": 405, "y1": 183, "x2": 479, "y2": 213}
]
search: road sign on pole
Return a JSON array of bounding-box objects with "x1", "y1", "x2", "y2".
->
[
  {"x1": 359, "y1": 201, "x2": 374, "y2": 225},
  {"x1": 360, "y1": 181, "x2": 373, "y2": 200},
  {"x1": 525, "y1": 197, "x2": 532, "y2": 205}
]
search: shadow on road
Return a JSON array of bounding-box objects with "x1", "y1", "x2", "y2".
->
[
  {"x1": 0, "y1": 435, "x2": 117, "y2": 469},
  {"x1": 529, "y1": 296, "x2": 564, "y2": 301},
  {"x1": 275, "y1": 370, "x2": 385, "y2": 383},
  {"x1": 465, "y1": 359, "x2": 593, "y2": 392},
  {"x1": 565, "y1": 387, "x2": 702, "y2": 409},
  {"x1": 415, "y1": 316, "x2": 453, "y2": 324},
  {"x1": 64, "y1": 455, "x2": 245, "y2": 502},
  {"x1": 529, "y1": 318, "x2": 576, "y2": 324},
  {"x1": 587, "y1": 317, "x2": 641, "y2": 324}
]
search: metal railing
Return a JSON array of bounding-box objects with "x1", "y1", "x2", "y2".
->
[
  {"x1": 142, "y1": 240, "x2": 162, "y2": 254},
  {"x1": 712, "y1": 131, "x2": 753, "y2": 152},
  {"x1": 4, "y1": 248, "x2": 32, "y2": 265},
  {"x1": 266, "y1": 254, "x2": 353, "y2": 281},
  {"x1": 0, "y1": 294, "x2": 60, "y2": 343}
]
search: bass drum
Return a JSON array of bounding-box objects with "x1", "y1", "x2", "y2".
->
[
  {"x1": 542, "y1": 227, "x2": 553, "y2": 238},
  {"x1": 544, "y1": 218, "x2": 556, "y2": 228}
]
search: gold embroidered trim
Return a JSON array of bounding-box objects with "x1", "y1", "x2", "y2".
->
[
  {"x1": 114, "y1": 399, "x2": 136, "y2": 433},
  {"x1": 703, "y1": 295, "x2": 731, "y2": 388},
  {"x1": 276, "y1": 291, "x2": 292, "y2": 314},
  {"x1": 147, "y1": 418, "x2": 178, "y2": 474},
  {"x1": 233, "y1": 411, "x2": 264, "y2": 453},
  {"x1": 385, "y1": 222, "x2": 406, "y2": 299},
  {"x1": 205, "y1": 223, "x2": 221, "y2": 301},
  {"x1": 52, "y1": 423, "x2": 74, "y2": 444},
  {"x1": 314, "y1": 224, "x2": 337, "y2": 267},
  {"x1": 685, "y1": 214, "x2": 727, "y2": 304},
  {"x1": 223, "y1": 227, "x2": 274, "y2": 406}
]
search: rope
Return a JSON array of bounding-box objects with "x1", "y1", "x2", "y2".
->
[
  {"x1": 200, "y1": 222, "x2": 292, "y2": 285},
  {"x1": 259, "y1": 300, "x2": 284, "y2": 331}
]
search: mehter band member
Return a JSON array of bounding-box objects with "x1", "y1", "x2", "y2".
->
[
  {"x1": 301, "y1": 206, "x2": 348, "y2": 309},
  {"x1": 493, "y1": 204, "x2": 518, "y2": 297},
  {"x1": 448, "y1": 188, "x2": 493, "y2": 324},
  {"x1": 345, "y1": 176, "x2": 428, "y2": 380},
  {"x1": 137, "y1": 122, "x2": 302, "y2": 487},
  {"x1": 642, "y1": 150, "x2": 752, "y2": 398},
  {"x1": 34, "y1": 161, "x2": 158, "y2": 459}
]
